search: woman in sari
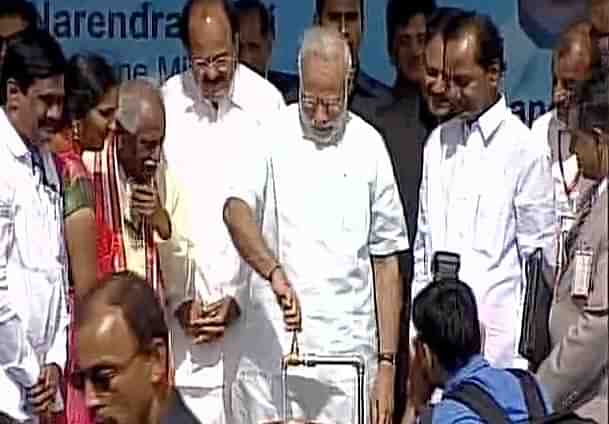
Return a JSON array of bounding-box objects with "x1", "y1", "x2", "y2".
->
[{"x1": 50, "y1": 53, "x2": 119, "y2": 424}]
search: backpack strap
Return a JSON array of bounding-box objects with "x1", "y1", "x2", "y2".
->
[
  {"x1": 444, "y1": 382, "x2": 511, "y2": 424},
  {"x1": 507, "y1": 368, "x2": 548, "y2": 419}
]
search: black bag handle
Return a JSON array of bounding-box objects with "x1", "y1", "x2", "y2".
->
[{"x1": 508, "y1": 368, "x2": 548, "y2": 418}]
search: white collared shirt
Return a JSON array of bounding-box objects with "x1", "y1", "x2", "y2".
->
[
  {"x1": 161, "y1": 64, "x2": 282, "y2": 389},
  {"x1": 0, "y1": 109, "x2": 68, "y2": 421},
  {"x1": 229, "y1": 105, "x2": 409, "y2": 379},
  {"x1": 413, "y1": 97, "x2": 557, "y2": 367}
]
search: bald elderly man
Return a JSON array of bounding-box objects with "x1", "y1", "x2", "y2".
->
[
  {"x1": 531, "y1": 22, "x2": 597, "y2": 273},
  {"x1": 83, "y1": 79, "x2": 180, "y2": 302}
]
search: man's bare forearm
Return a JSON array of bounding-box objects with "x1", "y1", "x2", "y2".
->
[
  {"x1": 373, "y1": 254, "x2": 402, "y2": 354},
  {"x1": 223, "y1": 197, "x2": 278, "y2": 280}
]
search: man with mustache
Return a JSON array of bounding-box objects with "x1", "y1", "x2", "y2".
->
[
  {"x1": 0, "y1": 28, "x2": 68, "y2": 423},
  {"x1": 160, "y1": 1, "x2": 286, "y2": 422},
  {"x1": 84, "y1": 79, "x2": 174, "y2": 294},
  {"x1": 412, "y1": 12, "x2": 556, "y2": 369},
  {"x1": 224, "y1": 26, "x2": 408, "y2": 424},
  {"x1": 532, "y1": 22, "x2": 597, "y2": 273}
]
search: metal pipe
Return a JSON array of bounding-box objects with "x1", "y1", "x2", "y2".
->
[{"x1": 281, "y1": 353, "x2": 366, "y2": 424}]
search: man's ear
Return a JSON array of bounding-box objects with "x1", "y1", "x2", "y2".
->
[
  {"x1": 148, "y1": 338, "x2": 168, "y2": 385},
  {"x1": 6, "y1": 78, "x2": 24, "y2": 110},
  {"x1": 487, "y1": 62, "x2": 501, "y2": 88}
]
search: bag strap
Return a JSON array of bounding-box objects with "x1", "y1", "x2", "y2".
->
[
  {"x1": 507, "y1": 368, "x2": 548, "y2": 418},
  {"x1": 444, "y1": 382, "x2": 511, "y2": 424}
]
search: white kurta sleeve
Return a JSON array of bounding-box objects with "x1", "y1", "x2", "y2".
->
[
  {"x1": 368, "y1": 136, "x2": 409, "y2": 256},
  {"x1": 45, "y1": 281, "x2": 68, "y2": 372},
  {"x1": 412, "y1": 147, "x2": 432, "y2": 298},
  {"x1": 514, "y1": 146, "x2": 557, "y2": 272},
  {"x1": 0, "y1": 187, "x2": 40, "y2": 388}
]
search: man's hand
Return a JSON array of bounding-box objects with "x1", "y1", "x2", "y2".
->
[
  {"x1": 370, "y1": 363, "x2": 395, "y2": 424},
  {"x1": 26, "y1": 364, "x2": 61, "y2": 416},
  {"x1": 176, "y1": 297, "x2": 241, "y2": 344},
  {"x1": 270, "y1": 266, "x2": 301, "y2": 331},
  {"x1": 130, "y1": 184, "x2": 161, "y2": 218},
  {"x1": 407, "y1": 342, "x2": 434, "y2": 417}
]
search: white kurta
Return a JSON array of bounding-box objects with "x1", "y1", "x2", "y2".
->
[
  {"x1": 0, "y1": 110, "x2": 69, "y2": 422},
  {"x1": 413, "y1": 97, "x2": 557, "y2": 368},
  {"x1": 161, "y1": 65, "x2": 283, "y2": 424},
  {"x1": 229, "y1": 105, "x2": 409, "y2": 424}
]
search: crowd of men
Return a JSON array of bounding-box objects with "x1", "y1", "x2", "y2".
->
[{"x1": 0, "y1": 0, "x2": 607, "y2": 423}]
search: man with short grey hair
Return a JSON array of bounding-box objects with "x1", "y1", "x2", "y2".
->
[{"x1": 224, "y1": 26, "x2": 409, "y2": 424}]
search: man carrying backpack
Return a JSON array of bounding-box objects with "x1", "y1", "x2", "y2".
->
[{"x1": 404, "y1": 279, "x2": 596, "y2": 424}]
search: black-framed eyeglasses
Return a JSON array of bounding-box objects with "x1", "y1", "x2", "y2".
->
[
  {"x1": 71, "y1": 350, "x2": 142, "y2": 394},
  {"x1": 191, "y1": 54, "x2": 235, "y2": 75}
]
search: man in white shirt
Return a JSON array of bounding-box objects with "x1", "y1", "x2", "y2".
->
[
  {"x1": 161, "y1": 1, "x2": 284, "y2": 422},
  {"x1": 413, "y1": 12, "x2": 556, "y2": 369},
  {"x1": 223, "y1": 26, "x2": 409, "y2": 424},
  {"x1": 0, "y1": 28, "x2": 68, "y2": 423},
  {"x1": 532, "y1": 22, "x2": 596, "y2": 223}
]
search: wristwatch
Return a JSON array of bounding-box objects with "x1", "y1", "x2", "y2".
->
[{"x1": 378, "y1": 352, "x2": 397, "y2": 367}]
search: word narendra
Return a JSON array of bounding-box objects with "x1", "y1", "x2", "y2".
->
[{"x1": 39, "y1": 1, "x2": 181, "y2": 39}]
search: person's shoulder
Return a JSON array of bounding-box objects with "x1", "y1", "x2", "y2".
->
[
  {"x1": 235, "y1": 64, "x2": 285, "y2": 108},
  {"x1": 431, "y1": 398, "x2": 483, "y2": 423},
  {"x1": 531, "y1": 109, "x2": 554, "y2": 133},
  {"x1": 358, "y1": 71, "x2": 392, "y2": 102},
  {"x1": 347, "y1": 110, "x2": 385, "y2": 144},
  {"x1": 161, "y1": 72, "x2": 184, "y2": 98}
]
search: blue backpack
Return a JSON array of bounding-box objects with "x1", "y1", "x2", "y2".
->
[{"x1": 420, "y1": 369, "x2": 597, "y2": 423}]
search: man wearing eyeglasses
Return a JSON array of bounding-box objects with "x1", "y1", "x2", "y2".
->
[
  {"x1": 0, "y1": 29, "x2": 68, "y2": 423},
  {"x1": 75, "y1": 272, "x2": 200, "y2": 424},
  {"x1": 161, "y1": 1, "x2": 286, "y2": 423},
  {"x1": 224, "y1": 26, "x2": 408, "y2": 424},
  {"x1": 532, "y1": 22, "x2": 597, "y2": 228},
  {"x1": 537, "y1": 68, "x2": 608, "y2": 424}
]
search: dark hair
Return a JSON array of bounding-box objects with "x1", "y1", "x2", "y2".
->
[
  {"x1": 443, "y1": 11, "x2": 506, "y2": 73},
  {"x1": 234, "y1": 0, "x2": 276, "y2": 40},
  {"x1": 427, "y1": 7, "x2": 467, "y2": 42},
  {"x1": 179, "y1": 0, "x2": 239, "y2": 51},
  {"x1": 0, "y1": 28, "x2": 66, "y2": 105},
  {"x1": 413, "y1": 279, "x2": 482, "y2": 372},
  {"x1": 64, "y1": 54, "x2": 118, "y2": 123},
  {"x1": 77, "y1": 272, "x2": 169, "y2": 350},
  {"x1": 314, "y1": 0, "x2": 365, "y2": 29},
  {"x1": 0, "y1": 0, "x2": 40, "y2": 29},
  {"x1": 386, "y1": 0, "x2": 436, "y2": 55}
]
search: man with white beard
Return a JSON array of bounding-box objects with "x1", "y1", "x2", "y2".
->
[{"x1": 223, "y1": 26, "x2": 409, "y2": 424}]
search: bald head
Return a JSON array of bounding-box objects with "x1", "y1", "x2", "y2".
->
[
  {"x1": 180, "y1": 0, "x2": 238, "y2": 51},
  {"x1": 557, "y1": 21, "x2": 595, "y2": 70},
  {"x1": 115, "y1": 79, "x2": 163, "y2": 135}
]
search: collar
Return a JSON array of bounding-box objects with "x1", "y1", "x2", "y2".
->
[
  {"x1": 1, "y1": 107, "x2": 29, "y2": 158},
  {"x1": 443, "y1": 354, "x2": 489, "y2": 393},
  {"x1": 182, "y1": 65, "x2": 245, "y2": 120},
  {"x1": 467, "y1": 96, "x2": 507, "y2": 144}
]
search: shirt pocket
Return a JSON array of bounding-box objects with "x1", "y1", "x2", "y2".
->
[
  {"x1": 473, "y1": 191, "x2": 508, "y2": 255},
  {"x1": 16, "y1": 191, "x2": 58, "y2": 271}
]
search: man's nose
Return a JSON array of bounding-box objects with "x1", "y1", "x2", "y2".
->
[
  {"x1": 313, "y1": 104, "x2": 329, "y2": 125},
  {"x1": 430, "y1": 76, "x2": 447, "y2": 94},
  {"x1": 46, "y1": 102, "x2": 62, "y2": 121},
  {"x1": 84, "y1": 380, "x2": 103, "y2": 409},
  {"x1": 203, "y1": 67, "x2": 220, "y2": 81}
]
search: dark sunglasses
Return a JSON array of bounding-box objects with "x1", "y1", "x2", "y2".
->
[{"x1": 71, "y1": 351, "x2": 141, "y2": 393}]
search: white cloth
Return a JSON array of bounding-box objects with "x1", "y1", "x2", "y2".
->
[
  {"x1": 413, "y1": 97, "x2": 556, "y2": 368},
  {"x1": 0, "y1": 110, "x2": 68, "y2": 421},
  {"x1": 178, "y1": 386, "x2": 226, "y2": 424},
  {"x1": 229, "y1": 104, "x2": 409, "y2": 423},
  {"x1": 531, "y1": 110, "x2": 588, "y2": 220},
  {"x1": 161, "y1": 65, "x2": 283, "y2": 399}
]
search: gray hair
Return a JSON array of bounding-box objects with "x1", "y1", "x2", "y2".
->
[
  {"x1": 115, "y1": 77, "x2": 164, "y2": 135},
  {"x1": 298, "y1": 26, "x2": 352, "y2": 76}
]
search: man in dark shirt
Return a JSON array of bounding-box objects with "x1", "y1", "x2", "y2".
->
[
  {"x1": 74, "y1": 272, "x2": 200, "y2": 424},
  {"x1": 234, "y1": 0, "x2": 297, "y2": 99}
]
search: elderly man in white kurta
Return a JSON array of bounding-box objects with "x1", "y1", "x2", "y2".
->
[
  {"x1": 413, "y1": 12, "x2": 556, "y2": 369},
  {"x1": 223, "y1": 26, "x2": 408, "y2": 424},
  {"x1": 160, "y1": 0, "x2": 284, "y2": 422}
]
